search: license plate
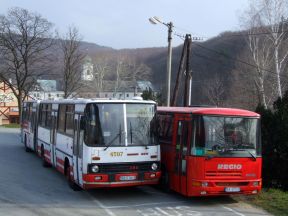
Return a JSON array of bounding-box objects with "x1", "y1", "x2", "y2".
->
[
  {"x1": 119, "y1": 176, "x2": 136, "y2": 181},
  {"x1": 225, "y1": 187, "x2": 240, "y2": 192}
]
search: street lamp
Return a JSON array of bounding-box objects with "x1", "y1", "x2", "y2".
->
[{"x1": 149, "y1": 16, "x2": 173, "y2": 107}]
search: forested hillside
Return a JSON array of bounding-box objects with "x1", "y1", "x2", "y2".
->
[
  {"x1": 143, "y1": 31, "x2": 260, "y2": 109},
  {"x1": 29, "y1": 30, "x2": 275, "y2": 111}
]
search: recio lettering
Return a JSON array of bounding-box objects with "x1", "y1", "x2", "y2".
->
[{"x1": 217, "y1": 164, "x2": 242, "y2": 170}]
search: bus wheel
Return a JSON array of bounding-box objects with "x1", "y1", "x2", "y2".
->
[
  {"x1": 161, "y1": 168, "x2": 171, "y2": 192},
  {"x1": 24, "y1": 135, "x2": 30, "y2": 152},
  {"x1": 41, "y1": 146, "x2": 51, "y2": 168},
  {"x1": 66, "y1": 165, "x2": 81, "y2": 191}
]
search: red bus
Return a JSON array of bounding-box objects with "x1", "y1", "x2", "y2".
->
[{"x1": 157, "y1": 106, "x2": 262, "y2": 196}]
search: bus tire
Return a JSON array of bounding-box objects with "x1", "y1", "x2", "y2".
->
[
  {"x1": 24, "y1": 135, "x2": 31, "y2": 152},
  {"x1": 41, "y1": 145, "x2": 51, "y2": 168},
  {"x1": 160, "y1": 166, "x2": 171, "y2": 192},
  {"x1": 65, "y1": 162, "x2": 81, "y2": 191}
]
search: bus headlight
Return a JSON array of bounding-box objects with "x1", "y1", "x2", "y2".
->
[
  {"x1": 253, "y1": 181, "x2": 260, "y2": 186},
  {"x1": 151, "y1": 163, "x2": 158, "y2": 171},
  {"x1": 91, "y1": 165, "x2": 100, "y2": 173}
]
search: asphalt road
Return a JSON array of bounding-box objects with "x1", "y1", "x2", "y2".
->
[{"x1": 0, "y1": 128, "x2": 270, "y2": 216}]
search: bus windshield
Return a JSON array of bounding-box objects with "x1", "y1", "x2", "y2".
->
[
  {"x1": 84, "y1": 103, "x2": 157, "y2": 147},
  {"x1": 126, "y1": 104, "x2": 157, "y2": 146},
  {"x1": 192, "y1": 115, "x2": 261, "y2": 157}
]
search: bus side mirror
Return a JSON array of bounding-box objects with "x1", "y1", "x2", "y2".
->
[{"x1": 80, "y1": 116, "x2": 86, "y2": 130}]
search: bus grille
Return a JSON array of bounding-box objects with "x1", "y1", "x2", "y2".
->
[
  {"x1": 206, "y1": 171, "x2": 242, "y2": 177},
  {"x1": 98, "y1": 162, "x2": 155, "y2": 173},
  {"x1": 215, "y1": 182, "x2": 249, "y2": 186}
]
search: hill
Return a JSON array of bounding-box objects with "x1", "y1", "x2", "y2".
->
[{"x1": 29, "y1": 32, "x2": 265, "y2": 110}]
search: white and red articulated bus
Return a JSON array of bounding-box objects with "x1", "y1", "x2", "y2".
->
[
  {"x1": 21, "y1": 99, "x2": 161, "y2": 190},
  {"x1": 157, "y1": 106, "x2": 262, "y2": 196}
]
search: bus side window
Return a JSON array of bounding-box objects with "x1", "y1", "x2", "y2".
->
[
  {"x1": 158, "y1": 113, "x2": 173, "y2": 144},
  {"x1": 176, "y1": 121, "x2": 182, "y2": 151},
  {"x1": 176, "y1": 121, "x2": 189, "y2": 155},
  {"x1": 65, "y1": 105, "x2": 74, "y2": 135},
  {"x1": 58, "y1": 105, "x2": 66, "y2": 133},
  {"x1": 84, "y1": 104, "x2": 103, "y2": 145}
]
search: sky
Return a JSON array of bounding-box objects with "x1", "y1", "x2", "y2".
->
[{"x1": 0, "y1": 0, "x2": 249, "y2": 49}]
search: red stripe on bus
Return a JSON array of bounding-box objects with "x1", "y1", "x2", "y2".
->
[
  {"x1": 56, "y1": 165, "x2": 64, "y2": 174},
  {"x1": 56, "y1": 158, "x2": 65, "y2": 165},
  {"x1": 44, "y1": 149, "x2": 50, "y2": 156}
]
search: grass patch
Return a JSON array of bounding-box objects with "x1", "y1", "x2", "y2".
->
[
  {"x1": 236, "y1": 188, "x2": 288, "y2": 216},
  {"x1": 2, "y1": 123, "x2": 20, "y2": 128}
]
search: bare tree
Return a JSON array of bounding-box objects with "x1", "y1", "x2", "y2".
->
[
  {"x1": 92, "y1": 56, "x2": 111, "y2": 92},
  {"x1": 205, "y1": 74, "x2": 225, "y2": 106},
  {"x1": 244, "y1": 0, "x2": 288, "y2": 99},
  {"x1": 125, "y1": 58, "x2": 152, "y2": 82},
  {"x1": 59, "y1": 26, "x2": 84, "y2": 98},
  {"x1": 241, "y1": 4, "x2": 274, "y2": 108},
  {"x1": 261, "y1": 0, "x2": 288, "y2": 98},
  {"x1": 112, "y1": 53, "x2": 152, "y2": 92},
  {"x1": 0, "y1": 7, "x2": 54, "y2": 114}
]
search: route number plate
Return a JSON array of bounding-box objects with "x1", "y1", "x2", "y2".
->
[
  {"x1": 225, "y1": 187, "x2": 240, "y2": 192},
  {"x1": 120, "y1": 176, "x2": 136, "y2": 181}
]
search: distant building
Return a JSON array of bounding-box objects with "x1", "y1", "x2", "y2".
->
[
  {"x1": 29, "y1": 80, "x2": 65, "y2": 100},
  {"x1": 137, "y1": 81, "x2": 154, "y2": 91},
  {"x1": 0, "y1": 82, "x2": 19, "y2": 125},
  {"x1": 78, "y1": 80, "x2": 154, "y2": 100}
]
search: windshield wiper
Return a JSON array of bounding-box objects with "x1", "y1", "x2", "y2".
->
[
  {"x1": 246, "y1": 150, "x2": 257, "y2": 161},
  {"x1": 231, "y1": 148, "x2": 257, "y2": 161},
  {"x1": 141, "y1": 144, "x2": 149, "y2": 149},
  {"x1": 104, "y1": 126, "x2": 124, "y2": 151}
]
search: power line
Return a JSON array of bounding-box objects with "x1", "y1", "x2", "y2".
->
[
  {"x1": 212, "y1": 29, "x2": 288, "y2": 38},
  {"x1": 192, "y1": 52, "x2": 288, "y2": 81},
  {"x1": 193, "y1": 43, "x2": 288, "y2": 79},
  {"x1": 173, "y1": 31, "x2": 288, "y2": 80},
  {"x1": 174, "y1": 32, "x2": 204, "y2": 42},
  {"x1": 173, "y1": 22, "x2": 288, "y2": 40},
  {"x1": 173, "y1": 25, "x2": 288, "y2": 80}
]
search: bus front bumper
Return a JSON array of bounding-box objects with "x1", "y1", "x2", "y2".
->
[
  {"x1": 82, "y1": 171, "x2": 161, "y2": 189},
  {"x1": 187, "y1": 179, "x2": 262, "y2": 196}
]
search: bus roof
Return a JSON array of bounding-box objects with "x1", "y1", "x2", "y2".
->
[
  {"x1": 157, "y1": 106, "x2": 260, "y2": 117},
  {"x1": 26, "y1": 98, "x2": 156, "y2": 105}
]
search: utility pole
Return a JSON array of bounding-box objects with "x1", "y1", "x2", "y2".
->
[
  {"x1": 171, "y1": 34, "x2": 201, "y2": 107},
  {"x1": 171, "y1": 38, "x2": 188, "y2": 107},
  {"x1": 184, "y1": 35, "x2": 192, "y2": 107},
  {"x1": 166, "y1": 22, "x2": 173, "y2": 107},
  {"x1": 171, "y1": 34, "x2": 192, "y2": 107},
  {"x1": 148, "y1": 17, "x2": 174, "y2": 107}
]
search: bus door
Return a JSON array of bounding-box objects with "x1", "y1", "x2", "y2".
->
[
  {"x1": 73, "y1": 114, "x2": 83, "y2": 185},
  {"x1": 174, "y1": 119, "x2": 190, "y2": 194},
  {"x1": 50, "y1": 111, "x2": 57, "y2": 166}
]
